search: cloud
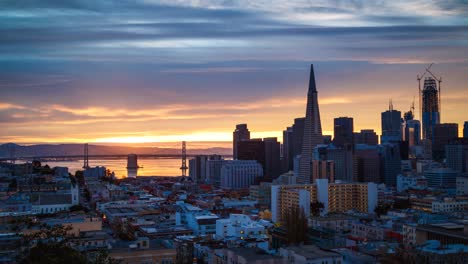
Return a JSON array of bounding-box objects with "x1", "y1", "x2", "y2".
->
[
  {"x1": 0, "y1": 0, "x2": 467, "y2": 142},
  {"x1": 0, "y1": 103, "x2": 26, "y2": 110}
]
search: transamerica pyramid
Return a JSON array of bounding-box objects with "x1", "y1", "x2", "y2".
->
[{"x1": 298, "y1": 64, "x2": 323, "y2": 184}]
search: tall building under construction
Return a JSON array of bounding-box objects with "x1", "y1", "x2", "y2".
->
[{"x1": 422, "y1": 77, "x2": 440, "y2": 142}]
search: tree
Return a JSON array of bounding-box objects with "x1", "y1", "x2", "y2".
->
[
  {"x1": 18, "y1": 224, "x2": 117, "y2": 264},
  {"x1": 310, "y1": 201, "x2": 324, "y2": 216},
  {"x1": 75, "y1": 170, "x2": 85, "y2": 185},
  {"x1": 69, "y1": 204, "x2": 89, "y2": 213},
  {"x1": 88, "y1": 249, "x2": 120, "y2": 264},
  {"x1": 374, "y1": 202, "x2": 391, "y2": 218},
  {"x1": 18, "y1": 224, "x2": 86, "y2": 264},
  {"x1": 284, "y1": 206, "x2": 308, "y2": 245},
  {"x1": 19, "y1": 241, "x2": 87, "y2": 264}
]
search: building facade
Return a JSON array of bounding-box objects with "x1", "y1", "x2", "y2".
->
[
  {"x1": 298, "y1": 65, "x2": 323, "y2": 184},
  {"x1": 220, "y1": 160, "x2": 263, "y2": 189},
  {"x1": 233, "y1": 124, "x2": 250, "y2": 159}
]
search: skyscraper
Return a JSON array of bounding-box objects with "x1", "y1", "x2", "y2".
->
[
  {"x1": 433, "y1": 123, "x2": 458, "y2": 160},
  {"x1": 264, "y1": 137, "x2": 281, "y2": 180},
  {"x1": 354, "y1": 129, "x2": 379, "y2": 145},
  {"x1": 446, "y1": 138, "x2": 468, "y2": 174},
  {"x1": 233, "y1": 124, "x2": 250, "y2": 159},
  {"x1": 422, "y1": 77, "x2": 440, "y2": 142},
  {"x1": 282, "y1": 126, "x2": 294, "y2": 172},
  {"x1": 404, "y1": 120, "x2": 421, "y2": 147},
  {"x1": 381, "y1": 143, "x2": 401, "y2": 186},
  {"x1": 402, "y1": 107, "x2": 421, "y2": 147},
  {"x1": 355, "y1": 145, "x2": 382, "y2": 183},
  {"x1": 237, "y1": 139, "x2": 265, "y2": 168},
  {"x1": 333, "y1": 117, "x2": 354, "y2": 147},
  {"x1": 381, "y1": 101, "x2": 402, "y2": 144},
  {"x1": 464, "y1": 121, "x2": 468, "y2": 138},
  {"x1": 298, "y1": 65, "x2": 323, "y2": 184},
  {"x1": 292, "y1": 117, "x2": 305, "y2": 158},
  {"x1": 326, "y1": 145, "x2": 356, "y2": 182},
  {"x1": 237, "y1": 137, "x2": 281, "y2": 181}
]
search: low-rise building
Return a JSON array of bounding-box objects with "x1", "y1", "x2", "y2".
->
[
  {"x1": 457, "y1": 176, "x2": 468, "y2": 196},
  {"x1": 109, "y1": 238, "x2": 176, "y2": 264},
  {"x1": 175, "y1": 202, "x2": 218, "y2": 235},
  {"x1": 216, "y1": 214, "x2": 266, "y2": 239},
  {"x1": 416, "y1": 222, "x2": 468, "y2": 245},
  {"x1": 309, "y1": 214, "x2": 356, "y2": 233},
  {"x1": 431, "y1": 198, "x2": 468, "y2": 213},
  {"x1": 279, "y1": 244, "x2": 342, "y2": 264},
  {"x1": 212, "y1": 248, "x2": 284, "y2": 264},
  {"x1": 397, "y1": 174, "x2": 427, "y2": 192}
]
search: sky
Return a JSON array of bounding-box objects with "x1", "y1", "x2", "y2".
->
[{"x1": 0, "y1": 0, "x2": 467, "y2": 145}]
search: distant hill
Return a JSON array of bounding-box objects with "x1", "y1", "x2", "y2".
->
[{"x1": 0, "y1": 143, "x2": 232, "y2": 158}]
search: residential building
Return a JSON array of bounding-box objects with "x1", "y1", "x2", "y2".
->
[{"x1": 271, "y1": 179, "x2": 377, "y2": 222}]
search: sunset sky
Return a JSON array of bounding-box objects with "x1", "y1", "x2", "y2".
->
[{"x1": 1, "y1": 1, "x2": 467, "y2": 144}]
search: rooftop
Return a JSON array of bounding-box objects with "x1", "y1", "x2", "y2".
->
[{"x1": 284, "y1": 245, "x2": 341, "y2": 260}]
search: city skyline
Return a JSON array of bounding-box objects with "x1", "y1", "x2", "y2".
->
[{"x1": 1, "y1": 1, "x2": 468, "y2": 144}]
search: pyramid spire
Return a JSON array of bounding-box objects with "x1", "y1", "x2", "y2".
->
[
  {"x1": 308, "y1": 64, "x2": 317, "y2": 93},
  {"x1": 298, "y1": 64, "x2": 323, "y2": 184}
]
